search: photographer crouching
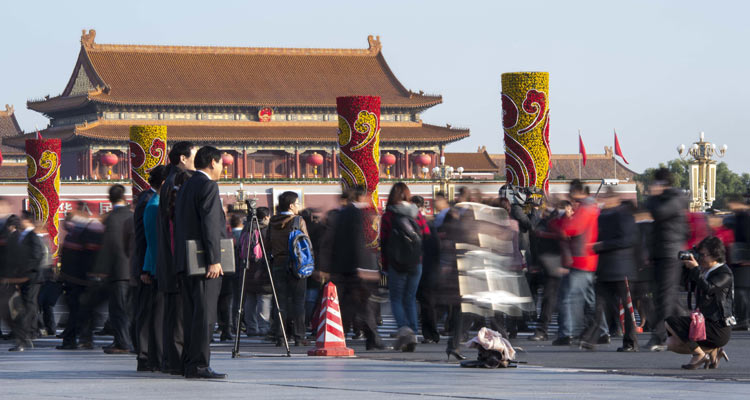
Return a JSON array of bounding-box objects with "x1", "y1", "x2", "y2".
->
[{"x1": 665, "y1": 236, "x2": 735, "y2": 369}]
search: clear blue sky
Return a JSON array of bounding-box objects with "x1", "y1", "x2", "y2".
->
[{"x1": 2, "y1": 0, "x2": 748, "y2": 174}]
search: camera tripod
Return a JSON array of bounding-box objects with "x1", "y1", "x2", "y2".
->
[{"x1": 232, "y1": 204, "x2": 291, "y2": 358}]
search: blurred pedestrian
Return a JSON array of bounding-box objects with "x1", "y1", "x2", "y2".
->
[
  {"x1": 553, "y1": 179, "x2": 599, "y2": 346},
  {"x1": 645, "y1": 168, "x2": 689, "y2": 351},
  {"x1": 727, "y1": 194, "x2": 750, "y2": 331},
  {"x1": 92, "y1": 185, "x2": 135, "y2": 354},
  {"x1": 330, "y1": 186, "x2": 387, "y2": 350},
  {"x1": 579, "y1": 189, "x2": 639, "y2": 352}
]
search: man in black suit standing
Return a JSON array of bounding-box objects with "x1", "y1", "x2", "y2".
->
[
  {"x1": 157, "y1": 141, "x2": 195, "y2": 375},
  {"x1": 174, "y1": 146, "x2": 226, "y2": 379},
  {"x1": 93, "y1": 184, "x2": 135, "y2": 354}
]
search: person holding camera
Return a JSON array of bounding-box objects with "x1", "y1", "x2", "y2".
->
[{"x1": 666, "y1": 236, "x2": 734, "y2": 369}]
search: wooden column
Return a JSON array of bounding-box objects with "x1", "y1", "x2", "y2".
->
[
  {"x1": 404, "y1": 148, "x2": 410, "y2": 179},
  {"x1": 295, "y1": 149, "x2": 301, "y2": 178},
  {"x1": 242, "y1": 150, "x2": 247, "y2": 179},
  {"x1": 87, "y1": 148, "x2": 93, "y2": 179},
  {"x1": 332, "y1": 148, "x2": 338, "y2": 178}
]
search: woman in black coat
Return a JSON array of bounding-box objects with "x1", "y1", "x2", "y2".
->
[{"x1": 666, "y1": 236, "x2": 735, "y2": 369}]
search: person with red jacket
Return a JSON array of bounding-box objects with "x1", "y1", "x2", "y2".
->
[{"x1": 552, "y1": 179, "x2": 600, "y2": 346}]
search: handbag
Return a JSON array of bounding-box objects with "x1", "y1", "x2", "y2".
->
[
  {"x1": 185, "y1": 238, "x2": 236, "y2": 276},
  {"x1": 689, "y1": 308, "x2": 706, "y2": 342}
]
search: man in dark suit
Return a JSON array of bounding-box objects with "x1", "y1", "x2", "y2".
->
[
  {"x1": 174, "y1": 146, "x2": 226, "y2": 379},
  {"x1": 93, "y1": 184, "x2": 135, "y2": 354},
  {"x1": 156, "y1": 141, "x2": 195, "y2": 375},
  {"x1": 6, "y1": 211, "x2": 45, "y2": 351}
]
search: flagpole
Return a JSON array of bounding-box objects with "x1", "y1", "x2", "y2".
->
[{"x1": 578, "y1": 129, "x2": 582, "y2": 180}]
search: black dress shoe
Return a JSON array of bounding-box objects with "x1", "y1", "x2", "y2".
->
[
  {"x1": 56, "y1": 343, "x2": 78, "y2": 350},
  {"x1": 137, "y1": 361, "x2": 157, "y2": 372},
  {"x1": 77, "y1": 342, "x2": 94, "y2": 350},
  {"x1": 597, "y1": 334, "x2": 611, "y2": 344},
  {"x1": 352, "y1": 331, "x2": 365, "y2": 340},
  {"x1": 103, "y1": 347, "x2": 130, "y2": 354},
  {"x1": 185, "y1": 367, "x2": 227, "y2": 379},
  {"x1": 551, "y1": 336, "x2": 574, "y2": 346},
  {"x1": 528, "y1": 332, "x2": 548, "y2": 341},
  {"x1": 617, "y1": 346, "x2": 639, "y2": 352}
]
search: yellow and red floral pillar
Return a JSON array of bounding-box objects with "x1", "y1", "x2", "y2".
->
[
  {"x1": 129, "y1": 125, "x2": 167, "y2": 197},
  {"x1": 337, "y1": 95, "x2": 381, "y2": 247},
  {"x1": 501, "y1": 72, "x2": 551, "y2": 192},
  {"x1": 25, "y1": 138, "x2": 61, "y2": 258}
]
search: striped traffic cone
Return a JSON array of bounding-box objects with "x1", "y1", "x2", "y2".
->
[
  {"x1": 619, "y1": 278, "x2": 641, "y2": 333},
  {"x1": 308, "y1": 282, "x2": 355, "y2": 357}
]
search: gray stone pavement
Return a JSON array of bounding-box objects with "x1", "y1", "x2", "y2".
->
[{"x1": 1, "y1": 335, "x2": 750, "y2": 399}]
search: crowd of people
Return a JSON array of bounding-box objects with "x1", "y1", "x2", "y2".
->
[{"x1": 1, "y1": 141, "x2": 748, "y2": 374}]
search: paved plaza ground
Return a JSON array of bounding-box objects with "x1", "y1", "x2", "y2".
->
[{"x1": 1, "y1": 331, "x2": 749, "y2": 399}]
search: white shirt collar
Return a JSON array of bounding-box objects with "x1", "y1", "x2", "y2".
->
[{"x1": 197, "y1": 170, "x2": 212, "y2": 180}]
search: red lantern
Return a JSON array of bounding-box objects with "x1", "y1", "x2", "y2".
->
[
  {"x1": 381, "y1": 152, "x2": 396, "y2": 178},
  {"x1": 415, "y1": 153, "x2": 432, "y2": 166},
  {"x1": 221, "y1": 152, "x2": 234, "y2": 178},
  {"x1": 307, "y1": 152, "x2": 324, "y2": 177},
  {"x1": 381, "y1": 152, "x2": 396, "y2": 166},
  {"x1": 101, "y1": 151, "x2": 119, "y2": 178}
]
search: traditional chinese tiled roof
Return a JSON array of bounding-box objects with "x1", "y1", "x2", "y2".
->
[
  {"x1": 0, "y1": 104, "x2": 24, "y2": 155},
  {"x1": 489, "y1": 148, "x2": 637, "y2": 181},
  {"x1": 444, "y1": 150, "x2": 499, "y2": 172},
  {"x1": 28, "y1": 30, "x2": 442, "y2": 114},
  {"x1": 5, "y1": 120, "x2": 469, "y2": 146}
]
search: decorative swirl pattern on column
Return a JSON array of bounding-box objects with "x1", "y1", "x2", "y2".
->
[
  {"x1": 129, "y1": 126, "x2": 167, "y2": 198},
  {"x1": 501, "y1": 72, "x2": 551, "y2": 192},
  {"x1": 25, "y1": 138, "x2": 61, "y2": 259},
  {"x1": 336, "y1": 95, "x2": 382, "y2": 248}
]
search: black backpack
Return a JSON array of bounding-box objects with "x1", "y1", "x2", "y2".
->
[{"x1": 386, "y1": 213, "x2": 422, "y2": 273}]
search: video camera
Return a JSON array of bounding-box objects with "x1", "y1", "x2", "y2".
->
[{"x1": 677, "y1": 249, "x2": 697, "y2": 261}]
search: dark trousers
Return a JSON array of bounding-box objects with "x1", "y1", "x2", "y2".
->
[
  {"x1": 271, "y1": 268, "x2": 306, "y2": 339},
  {"x1": 332, "y1": 274, "x2": 383, "y2": 347},
  {"x1": 79, "y1": 281, "x2": 110, "y2": 344},
  {"x1": 581, "y1": 280, "x2": 638, "y2": 348},
  {"x1": 651, "y1": 257, "x2": 682, "y2": 343},
  {"x1": 446, "y1": 304, "x2": 466, "y2": 351},
  {"x1": 135, "y1": 280, "x2": 164, "y2": 368},
  {"x1": 108, "y1": 280, "x2": 133, "y2": 350},
  {"x1": 734, "y1": 287, "x2": 750, "y2": 327},
  {"x1": 38, "y1": 281, "x2": 62, "y2": 334},
  {"x1": 217, "y1": 273, "x2": 236, "y2": 334},
  {"x1": 162, "y1": 291, "x2": 185, "y2": 373},
  {"x1": 61, "y1": 283, "x2": 85, "y2": 345},
  {"x1": 536, "y1": 276, "x2": 561, "y2": 335},
  {"x1": 182, "y1": 275, "x2": 221, "y2": 373},
  {"x1": 417, "y1": 286, "x2": 440, "y2": 342},
  {"x1": 19, "y1": 283, "x2": 41, "y2": 341}
]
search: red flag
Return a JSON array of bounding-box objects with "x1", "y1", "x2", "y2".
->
[
  {"x1": 36, "y1": 128, "x2": 43, "y2": 140},
  {"x1": 579, "y1": 133, "x2": 587, "y2": 166},
  {"x1": 0, "y1": 146, "x2": 3, "y2": 167},
  {"x1": 614, "y1": 130, "x2": 629, "y2": 164}
]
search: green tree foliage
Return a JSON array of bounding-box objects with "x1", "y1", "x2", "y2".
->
[{"x1": 635, "y1": 159, "x2": 749, "y2": 209}]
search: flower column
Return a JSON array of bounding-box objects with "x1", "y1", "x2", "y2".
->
[
  {"x1": 129, "y1": 125, "x2": 167, "y2": 198},
  {"x1": 337, "y1": 96, "x2": 381, "y2": 247},
  {"x1": 26, "y1": 138, "x2": 61, "y2": 258},
  {"x1": 501, "y1": 72, "x2": 551, "y2": 193}
]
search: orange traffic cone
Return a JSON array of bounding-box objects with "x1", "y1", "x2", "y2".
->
[{"x1": 308, "y1": 282, "x2": 354, "y2": 357}]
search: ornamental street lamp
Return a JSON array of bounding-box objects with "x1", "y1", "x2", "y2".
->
[
  {"x1": 431, "y1": 155, "x2": 463, "y2": 201},
  {"x1": 677, "y1": 131, "x2": 727, "y2": 211}
]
